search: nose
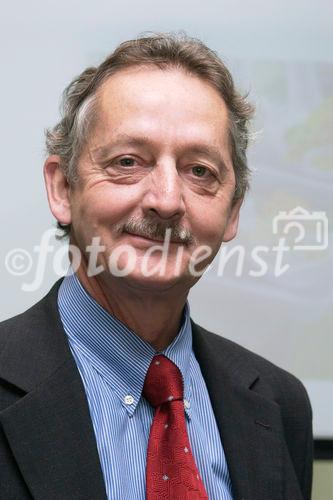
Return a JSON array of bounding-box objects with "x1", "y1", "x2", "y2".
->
[{"x1": 141, "y1": 161, "x2": 186, "y2": 221}]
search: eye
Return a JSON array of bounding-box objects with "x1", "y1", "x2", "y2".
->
[
  {"x1": 105, "y1": 156, "x2": 143, "y2": 170},
  {"x1": 192, "y1": 165, "x2": 212, "y2": 177},
  {"x1": 117, "y1": 157, "x2": 137, "y2": 167}
]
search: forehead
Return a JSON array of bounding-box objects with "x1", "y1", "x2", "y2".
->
[{"x1": 92, "y1": 66, "x2": 230, "y2": 151}]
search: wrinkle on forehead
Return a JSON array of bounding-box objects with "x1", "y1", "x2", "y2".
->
[{"x1": 95, "y1": 65, "x2": 229, "y2": 123}]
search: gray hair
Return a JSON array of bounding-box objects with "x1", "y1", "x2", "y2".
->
[{"x1": 46, "y1": 32, "x2": 254, "y2": 237}]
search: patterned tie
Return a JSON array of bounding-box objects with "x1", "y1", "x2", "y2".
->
[{"x1": 143, "y1": 354, "x2": 208, "y2": 499}]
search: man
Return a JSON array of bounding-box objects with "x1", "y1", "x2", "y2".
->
[{"x1": 0, "y1": 33, "x2": 312, "y2": 499}]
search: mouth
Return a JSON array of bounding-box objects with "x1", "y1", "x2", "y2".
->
[
  {"x1": 124, "y1": 231, "x2": 183, "y2": 245},
  {"x1": 125, "y1": 231, "x2": 164, "y2": 242}
]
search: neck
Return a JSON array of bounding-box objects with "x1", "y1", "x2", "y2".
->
[{"x1": 74, "y1": 263, "x2": 189, "y2": 352}]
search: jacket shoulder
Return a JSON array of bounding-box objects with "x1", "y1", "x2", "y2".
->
[
  {"x1": 0, "y1": 307, "x2": 34, "y2": 354},
  {"x1": 0, "y1": 279, "x2": 64, "y2": 341},
  {"x1": 194, "y1": 322, "x2": 310, "y2": 403},
  {"x1": 0, "y1": 290, "x2": 52, "y2": 352},
  {"x1": 0, "y1": 279, "x2": 67, "y2": 394}
]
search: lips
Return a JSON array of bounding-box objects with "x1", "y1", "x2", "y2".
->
[
  {"x1": 124, "y1": 231, "x2": 182, "y2": 245},
  {"x1": 125, "y1": 232, "x2": 164, "y2": 243}
]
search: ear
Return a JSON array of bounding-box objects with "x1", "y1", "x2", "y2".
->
[
  {"x1": 222, "y1": 197, "x2": 243, "y2": 242},
  {"x1": 43, "y1": 155, "x2": 72, "y2": 225}
]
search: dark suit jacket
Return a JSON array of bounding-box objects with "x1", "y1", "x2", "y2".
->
[{"x1": 0, "y1": 279, "x2": 313, "y2": 500}]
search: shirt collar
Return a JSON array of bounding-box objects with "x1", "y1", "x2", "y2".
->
[{"x1": 57, "y1": 271, "x2": 193, "y2": 418}]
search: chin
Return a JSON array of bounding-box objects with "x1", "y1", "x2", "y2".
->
[{"x1": 113, "y1": 270, "x2": 194, "y2": 293}]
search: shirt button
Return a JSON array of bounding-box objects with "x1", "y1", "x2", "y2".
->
[
  {"x1": 184, "y1": 399, "x2": 190, "y2": 409},
  {"x1": 124, "y1": 395, "x2": 134, "y2": 405}
]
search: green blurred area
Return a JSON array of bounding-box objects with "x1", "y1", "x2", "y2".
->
[{"x1": 312, "y1": 461, "x2": 333, "y2": 500}]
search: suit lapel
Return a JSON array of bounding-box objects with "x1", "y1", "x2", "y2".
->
[
  {"x1": 192, "y1": 321, "x2": 284, "y2": 500},
  {"x1": 0, "y1": 280, "x2": 107, "y2": 499}
]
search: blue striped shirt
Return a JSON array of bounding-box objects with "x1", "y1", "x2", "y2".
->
[{"x1": 58, "y1": 271, "x2": 233, "y2": 499}]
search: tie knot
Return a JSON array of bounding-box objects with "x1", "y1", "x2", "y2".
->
[{"x1": 143, "y1": 355, "x2": 184, "y2": 408}]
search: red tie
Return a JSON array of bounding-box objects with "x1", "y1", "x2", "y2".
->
[{"x1": 143, "y1": 354, "x2": 208, "y2": 499}]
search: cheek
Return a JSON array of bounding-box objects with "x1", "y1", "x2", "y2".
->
[
  {"x1": 196, "y1": 218, "x2": 225, "y2": 251},
  {"x1": 73, "y1": 188, "x2": 132, "y2": 225},
  {"x1": 186, "y1": 196, "x2": 228, "y2": 245}
]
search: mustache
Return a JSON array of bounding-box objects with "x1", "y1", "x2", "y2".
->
[{"x1": 115, "y1": 217, "x2": 194, "y2": 245}]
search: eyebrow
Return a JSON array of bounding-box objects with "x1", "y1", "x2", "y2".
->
[{"x1": 90, "y1": 133, "x2": 230, "y2": 172}]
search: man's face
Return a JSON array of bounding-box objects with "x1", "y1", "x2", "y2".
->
[{"x1": 68, "y1": 66, "x2": 241, "y2": 291}]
